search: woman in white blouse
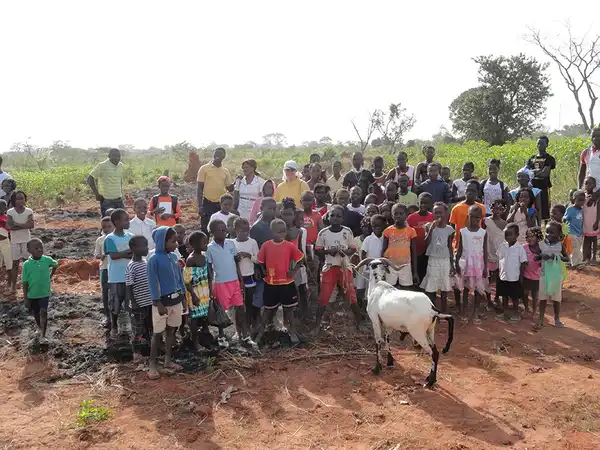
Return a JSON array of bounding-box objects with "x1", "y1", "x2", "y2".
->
[{"x1": 234, "y1": 159, "x2": 265, "y2": 221}]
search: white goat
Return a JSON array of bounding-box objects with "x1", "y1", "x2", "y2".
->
[{"x1": 355, "y1": 258, "x2": 455, "y2": 388}]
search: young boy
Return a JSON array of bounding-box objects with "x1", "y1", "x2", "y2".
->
[
  {"x1": 372, "y1": 156, "x2": 386, "y2": 185},
  {"x1": 313, "y1": 183, "x2": 329, "y2": 217},
  {"x1": 382, "y1": 203, "x2": 418, "y2": 287},
  {"x1": 314, "y1": 205, "x2": 362, "y2": 333},
  {"x1": 208, "y1": 193, "x2": 234, "y2": 230},
  {"x1": 441, "y1": 167, "x2": 452, "y2": 190},
  {"x1": 343, "y1": 152, "x2": 376, "y2": 195},
  {"x1": 302, "y1": 190, "x2": 324, "y2": 311},
  {"x1": 256, "y1": 218, "x2": 304, "y2": 343},
  {"x1": 357, "y1": 214, "x2": 386, "y2": 306},
  {"x1": 333, "y1": 188, "x2": 363, "y2": 236},
  {"x1": 450, "y1": 181, "x2": 485, "y2": 249},
  {"x1": 418, "y1": 163, "x2": 451, "y2": 204},
  {"x1": 125, "y1": 235, "x2": 153, "y2": 362},
  {"x1": 173, "y1": 224, "x2": 189, "y2": 260},
  {"x1": 0, "y1": 199, "x2": 12, "y2": 287},
  {"x1": 250, "y1": 197, "x2": 277, "y2": 312},
  {"x1": 94, "y1": 216, "x2": 114, "y2": 328},
  {"x1": 406, "y1": 192, "x2": 434, "y2": 284},
  {"x1": 149, "y1": 176, "x2": 181, "y2": 227},
  {"x1": 22, "y1": 238, "x2": 58, "y2": 343},
  {"x1": 326, "y1": 160, "x2": 344, "y2": 195},
  {"x1": 348, "y1": 186, "x2": 366, "y2": 215},
  {"x1": 563, "y1": 190, "x2": 585, "y2": 268},
  {"x1": 496, "y1": 223, "x2": 528, "y2": 323},
  {"x1": 129, "y1": 198, "x2": 156, "y2": 251},
  {"x1": 103, "y1": 209, "x2": 133, "y2": 338},
  {"x1": 233, "y1": 218, "x2": 260, "y2": 335},
  {"x1": 397, "y1": 174, "x2": 418, "y2": 206},
  {"x1": 147, "y1": 226, "x2": 186, "y2": 379}
]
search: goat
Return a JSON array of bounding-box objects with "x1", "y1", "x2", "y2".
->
[{"x1": 355, "y1": 258, "x2": 455, "y2": 388}]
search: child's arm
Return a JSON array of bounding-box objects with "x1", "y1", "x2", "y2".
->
[
  {"x1": 6, "y1": 215, "x2": 23, "y2": 230},
  {"x1": 443, "y1": 183, "x2": 452, "y2": 204},
  {"x1": 207, "y1": 265, "x2": 214, "y2": 298},
  {"x1": 126, "y1": 285, "x2": 136, "y2": 309},
  {"x1": 526, "y1": 211, "x2": 537, "y2": 227},
  {"x1": 534, "y1": 194, "x2": 543, "y2": 226},
  {"x1": 482, "y1": 233, "x2": 488, "y2": 276},
  {"x1": 519, "y1": 261, "x2": 527, "y2": 283},
  {"x1": 595, "y1": 202, "x2": 600, "y2": 231},
  {"x1": 455, "y1": 232, "x2": 463, "y2": 274},
  {"x1": 506, "y1": 204, "x2": 518, "y2": 223},
  {"x1": 424, "y1": 222, "x2": 435, "y2": 246},
  {"x1": 22, "y1": 281, "x2": 30, "y2": 310},
  {"x1": 560, "y1": 243, "x2": 570, "y2": 263},
  {"x1": 410, "y1": 238, "x2": 418, "y2": 284},
  {"x1": 381, "y1": 236, "x2": 389, "y2": 257},
  {"x1": 146, "y1": 257, "x2": 166, "y2": 314}
]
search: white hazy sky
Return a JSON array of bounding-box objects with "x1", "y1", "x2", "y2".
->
[{"x1": 0, "y1": 1, "x2": 596, "y2": 151}]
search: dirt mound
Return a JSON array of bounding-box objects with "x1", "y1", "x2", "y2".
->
[
  {"x1": 55, "y1": 259, "x2": 100, "y2": 282},
  {"x1": 32, "y1": 228, "x2": 99, "y2": 259},
  {"x1": 183, "y1": 151, "x2": 202, "y2": 182}
]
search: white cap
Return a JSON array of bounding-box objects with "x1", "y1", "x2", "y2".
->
[{"x1": 283, "y1": 160, "x2": 298, "y2": 171}]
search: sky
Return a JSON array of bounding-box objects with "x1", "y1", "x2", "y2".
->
[{"x1": 0, "y1": 1, "x2": 596, "y2": 151}]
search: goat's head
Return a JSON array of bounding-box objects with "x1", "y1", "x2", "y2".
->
[{"x1": 355, "y1": 258, "x2": 406, "y2": 283}]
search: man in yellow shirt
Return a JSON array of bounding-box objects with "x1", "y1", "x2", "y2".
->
[
  {"x1": 274, "y1": 161, "x2": 310, "y2": 206},
  {"x1": 197, "y1": 147, "x2": 234, "y2": 232},
  {"x1": 87, "y1": 148, "x2": 125, "y2": 216}
]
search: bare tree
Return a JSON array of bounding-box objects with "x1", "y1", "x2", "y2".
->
[
  {"x1": 372, "y1": 103, "x2": 416, "y2": 152},
  {"x1": 350, "y1": 111, "x2": 376, "y2": 153},
  {"x1": 529, "y1": 25, "x2": 600, "y2": 133}
]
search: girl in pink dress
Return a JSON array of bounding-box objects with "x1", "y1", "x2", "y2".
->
[
  {"x1": 523, "y1": 227, "x2": 543, "y2": 317},
  {"x1": 583, "y1": 176, "x2": 600, "y2": 264}
]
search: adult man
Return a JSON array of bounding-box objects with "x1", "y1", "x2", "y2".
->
[
  {"x1": 274, "y1": 160, "x2": 310, "y2": 205},
  {"x1": 87, "y1": 148, "x2": 124, "y2": 216},
  {"x1": 342, "y1": 152, "x2": 375, "y2": 199},
  {"x1": 0, "y1": 156, "x2": 11, "y2": 198},
  {"x1": 579, "y1": 128, "x2": 600, "y2": 202},
  {"x1": 197, "y1": 147, "x2": 233, "y2": 232},
  {"x1": 526, "y1": 135, "x2": 556, "y2": 220}
]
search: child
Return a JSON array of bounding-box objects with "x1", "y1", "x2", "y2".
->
[
  {"x1": 582, "y1": 176, "x2": 600, "y2": 264},
  {"x1": 450, "y1": 181, "x2": 485, "y2": 250},
  {"x1": 382, "y1": 203, "x2": 418, "y2": 287},
  {"x1": 510, "y1": 170, "x2": 542, "y2": 220},
  {"x1": 7, "y1": 190, "x2": 34, "y2": 293},
  {"x1": 313, "y1": 183, "x2": 329, "y2": 217},
  {"x1": 301, "y1": 164, "x2": 311, "y2": 182},
  {"x1": 353, "y1": 216, "x2": 371, "y2": 305},
  {"x1": 420, "y1": 203, "x2": 454, "y2": 312},
  {"x1": 2, "y1": 178, "x2": 16, "y2": 207},
  {"x1": 149, "y1": 176, "x2": 181, "y2": 227},
  {"x1": 95, "y1": 216, "x2": 114, "y2": 328},
  {"x1": 415, "y1": 146, "x2": 436, "y2": 186},
  {"x1": 256, "y1": 218, "x2": 304, "y2": 343},
  {"x1": 551, "y1": 204, "x2": 573, "y2": 257},
  {"x1": 314, "y1": 205, "x2": 361, "y2": 333},
  {"x1": 523, "y1": 227, "x2": 543, "y2": 317},
  {"x1": 386, "y1": 151, "x2": 415, "y2": 188},
  {"x1": 563, "y1": 190, "x2": 585, "y2": 268},
  {"x1": 250, "y1": 197, "x2": 277, "y2": 316},
  {"x1": 507, "y1": 189, "x2": 537, "y2": 244},
  {"x1": 226, "y1": 214, "x2": 239, "y2": 239},
  {"x1": 536, "y1": 221, "x2": 569, "y2": 328},
  {"x1": 452, "y1": 162, "x2": 474, "y2": 203},
  {"x1": 365, "y1": 203, "x2": 379, "y2": 217},
  {"x1": 407, "y1": 193, "x2": 434, "y2": 283},
  {"x1": 368, "y1": 181, "x2": 386, "y2": 205},
  {"x1": 418, "y1": 163, "x2": 451, "y2": 204},
  {"x1": 302, "y1": 191, "x2": 324, "y2": 312},
  {"x1": 496, "y1": 223, "x2": 528, "y2": 323},
  {"x1": 281, "y1": 199, "x2": 308, "y2": 316},
  {"x1": 0, "y1": 200, "x2": 12, "y2": 288},
  {"x1": 480, "y1": 159, "x2": 511, "y2": 214},
  {"x1": 455, "y1": 205, "x2": 488, "y2": 323},
  {"x1": 22, "y1": 238, "x2": 58, "y2": 343},
  {"x1": 233, "y1": 218, "x2": 261, "y2": 335},
  {"x1": 125, "y1": 236, "x2": 153, "y2": 362},
  {"x1": 130, "y1": 198, "x2": 156, "y2": 251},
  {"x1": 173, "y1": 224, "x2": 189, "y2": 260},
  {"x1": 358, "y1": 215, "x2": 385, "y2": 304},
  {"x1": 407, "y1": 204, "x2": 419, "y2": 216},
  {"x1": 184, "y1": 231, "x2": 212, "y2": 351},
  {"x1": 333, "y1": 188, "x2": 363, "y2": 236},
  {"x1": 484, "y1": 199, "x2": 506, "y2": 311},
  {"x1": 348, "y1": 186, "x2": 366, "y2": 215},
  {"x1": 206, "y1": 219, "x2": 251, "y2": 347},
  {"x1": 147, "y1": 226, "x2": 186, "y2": 379},
  {"x1": 104, "y1": 209, "x2": 133, "y2": 338},
  {"x1": 385, "y1": 180, "x2": 400, "y2": 204},
  {"x1": 307, "y1": 163, "x2": 324, "y2": 191},
  {"x1": 326, "y1": 160, "x2": 344, "y2": 195},
  {"x1": 249, "y1": 179, "x2": 275, "y2": 225},
  {"x1": 372, "y1": 156, "x2": 386, "y2": 185},
  {"x1": 208, "y1": 193, "x2": 235, "y2": 230},
  {"x1": 379, "y1": 201, "x2": 393, "y2": 226},
  {"x1": 441, "y1": 166, "x2": 452, "y2": 190}
]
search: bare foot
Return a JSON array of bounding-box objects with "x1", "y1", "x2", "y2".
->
[{"x1": 147, "y1": 368, "x2": 160, "y2": 380}]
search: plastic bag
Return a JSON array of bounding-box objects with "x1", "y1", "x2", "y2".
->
[
  {"x1": 543, "y1": 257, "x2": 563, "y2": 296},
  {"x1": 207, "y1": 297, "x2": 233, "y2": 328}
]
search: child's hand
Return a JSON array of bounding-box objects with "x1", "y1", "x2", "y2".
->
[
  {"x1": 156, "y1": 302, "x2": 167, "y2": 316},
  {"x1": 238, "y1": 252, "x2": 252, "y2": 259},
  {"x1": 192, "y1": 293, "x2": 200, "y2": 306},
  {"x1": 160, "y1": 213, "x2": 172, "y2": 221},
  {"x1": 156, "y1": 207, "x2": 166, "y2": 215},
  {"x1": 26, "y1": 215, "x2": 34, "y2": 226},
  {"x1": 534, "y1": 254, "x2": 542, "y2": 261},
  {"x1": 326, "y1": 248, "x2": 338, "y2": 256},
  {"x1": 594, "y1": 220, "x2": 599, "y2": 231},
  {"x1": 412, "y1": 273, "x2": 420, "y2": 286},
  {"x1": 455, "y1": 264, "x2": 461, "y2": 276}
]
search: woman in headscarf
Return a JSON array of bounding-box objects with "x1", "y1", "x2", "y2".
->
[{"x1": 234, "y1": 159, "x2": 265, "y2": 220}]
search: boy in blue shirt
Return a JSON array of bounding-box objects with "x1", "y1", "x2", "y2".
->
[
  {"x1": 103, "y1": 209, "x2": 133, "y2": 339},
  {"x1": 563, "y1": 190, "x2": 585, "y2": 268}
]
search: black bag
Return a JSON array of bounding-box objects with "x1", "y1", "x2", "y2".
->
[{"x1": 207, "y1": 297, "x2": 233, "y2": 328}]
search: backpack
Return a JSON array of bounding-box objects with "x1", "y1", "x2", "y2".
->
[{"x1": 151, "y1": 194, "x2": 178, "y2": 215}]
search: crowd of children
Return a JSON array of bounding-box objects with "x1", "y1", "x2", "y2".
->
[{"x1": 5, "y1": 139, "x2": 600, "y2": 378}]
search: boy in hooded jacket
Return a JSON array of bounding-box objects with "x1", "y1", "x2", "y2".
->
[{"x1": 147, "y1": 226, "x2": 186, "y2": 380}]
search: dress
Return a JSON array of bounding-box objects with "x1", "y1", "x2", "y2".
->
[
  {"x1": 583, "y1": 200, "x2": 600, "y2": 237},
  {"x1": 420, "y1": 226, "x2": 454, "y2": 293},
  {"x1": 183, "y1": 262, "x2": 210, "y2": 319},
  {"x1": 456, "y1": 227, "x2": 487, "y2": 294},
  {"x1": 484, "y1": 217, "x2": 505, "y2": 271}
]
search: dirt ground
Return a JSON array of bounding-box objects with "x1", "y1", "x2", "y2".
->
[{"x1": 1, "y1": 189, "x2": 600, "y2": 449}]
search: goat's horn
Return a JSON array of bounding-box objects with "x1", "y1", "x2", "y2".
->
[
  {"x1": 378, "y1": 258, "x2": 409, "y2": 272},
  {"x1": 355, "y1": 258, "x2": 374, "y2": 271}
]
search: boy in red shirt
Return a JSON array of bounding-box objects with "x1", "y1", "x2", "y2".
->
[
  {"x1": 406, "y1": 192, "x2": 434, "y2": 283},
  {"x1": 149, "y1": 176, "x2": 182, "y2": 227},
  {"x1": 256, "y1": 218, "x2": 304, "y2": 344},
  {"x1": 301, "y1": 190, "x2": 324, "y2": 311}
]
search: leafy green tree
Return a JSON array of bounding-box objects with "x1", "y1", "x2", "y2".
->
[{"x1": 449, "y1": 54, "x2": 551, "y2": 146}]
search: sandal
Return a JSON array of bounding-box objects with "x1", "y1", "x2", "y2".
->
[
  {"x1": 460, "y1": 316, "x2": 468, "y2": 324},
  {"x1": 554, "y1": 320, "x2": 565, "y2": 328},
  {"x1": 472, "y1": 318, "x2": 482, "y2": 325},
  {"x1": 533, "y1": 322, "x2": 544, "y2": 330},
  {"x1": 147, "y1": 369, "x2": 160, "y2": 380}
]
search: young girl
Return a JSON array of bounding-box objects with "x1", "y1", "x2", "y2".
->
[
  {"x1": 365, "y1": 203, "x2": 379, "y2": 217},
  {"x1": 420, "y1": 203, "x2": 454, "y2": 312},
  {"x1": 536, "y1": 221, "x2": 569, "y2": 329},
  {"x1": 507, "y1": 189, "x2": 537, "y2": 244},
  {"x1": 455, "y1": 205, "x2": 488, "y2": 324},
  {"x1": 510, "y1": 170, "x2": 542, "y2": 222},
  {"x1": 582, "y1": 176, "x2": 600, "y2": 264},
  {"x1": 480, "y1": 159, "x2": 511, "y2": 215},
  {"x1": 397, "y1": 175, "x2": 418, "y2": 206},
  {"x1": 372, "y1": 156, "x2": 386, "y2": 185},
  {"x1": 313, "y1": 183, "x2": 329, "y2": 217},
  {"x1": 484, "y1": 199, "x2": 506, "y2": 311},
  {"x1": 208, "y1": 193, "x2": 235, "y2": 230},
  {"x1": 382, "y1": 203, "x2": 418, "y2": 288},
  {"x1": 379, "y1": 201, "x2": 394, "y2": 226},
  {"x1": 523, "y1": 227, "x2": 543, "y2": 318},
  {"x1": 249, "y1": 179, "x2": 275, "y2": 225},
  {"x1": 184, "y1": 231, "x2": 212, "y2": 351},
  {"x1": 386, "y1": 151, "x2": 415, "y2": 188},
  {"x1": 452, "y1": 162, "x2": 474, "y2": 203},
  {"x1": 7, "y1": 190, "x2": 34, "y2": 293}
]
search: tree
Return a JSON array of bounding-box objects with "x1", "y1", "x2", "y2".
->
[
  {"x1": 11, "y1": 139, "x2": 53, "y2": 170},
  {"x1": 529, "y1": 25, "x2": 600, "y2": 134},
  {"x1": 554, "y1": 123, "x2": 588, "y2": 137},
  {"x1": 351, "y1": 111, "x2": 376, "y2": 153},
  {"x1": 164, "y1": 141, "x2": 198, "y2": 162},
  {"x1": 319, "y1": 136, "x2": 332, "y2": 146},
  {"x1": 449, "y1": 54, "x2": 551, "y2": 145},
  {"x1": 262, "y1": 132, "x2": 287, "y2": 147},
  {"x1": 118, "y1": 144, "x2": 135, "y2": 152},
  {"x1": 371, "y1": 103, "x2": 416, "y2": 152}
]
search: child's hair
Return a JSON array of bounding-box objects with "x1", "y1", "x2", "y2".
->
[
  {"x1": 110, "y1": 208, "x2": 128, "y2": 224},
  {"x1": 104, "y1": 208, "x2": 115, "y2": 218},
  {"x1": 372, "y1": 156, "x2": 384, "y2": 167},
  {"x1": 10, "y1": 190, "x2": 27, "y2": 205},
  {"x1": 329, "y1": 204, "x2": 344, "y2": 215},
  {"x1": 466, "y1": 179, "x2": 480, "y2": 191},
  {"x1": 392, "y1": 203, "x2": 408, "y2": 214},
  {"x1": 433, "y1": 201, "x2": 449, "y2": 213},
  {"x1": 270, "y1": 218, "x2": 286, "y2": 230},
  {"x1": 490, "y1": 198, "x2": 507, "y2": 210},
  {"x1": 538, "y1": 135, "x2": 550, "y2": 145},
  {"x1": 226, "y1": 215, "x2": 239, "y2": 228},
  {"x1": 313, "y1": 183, "x2": 327, "y2": 193},
  {"x1": 468, "y1": 204, "x2": 483, "y2": 216},
  {"x1": 133, "y1": 197, "x2": 147, "y2": 208},
  {"x1": 165, "y1": 227, "x2": 177, "y2": 241},
  {"x1": 365, "y1": 203, "x2": 379, "y2": 216},
  {"x1": 505, "y1": 222, "x2": 520, "y2": 236},
  {"x1": 220, "y1": 193, "x2": 234, "y2": 203},
  {"x1": 0, "y1": 199, "x2": 6, "y2": 209},
  {"x1": 262, "y1": 179, "x2": 275, "y2": 196},
  {"x1": 2, "y1": 178, "x2": 16, "y2": 192},
  {"x1": 423, "y1": 145, "x2": 435, "y2": 154},
  {"x1": 397, "y1": 151, "x2": 408, "y2": 160},
  {"x1": 188, "y1": 230, "x2": 207, "y2": 247},
  {"x1": 407, "y1": 204, "x2": 419, "y2": 215},
  {"x1": 488, "y1": 158, "x2": 501, "y2": 167},
  {"x1": 442, "y1": 166, "x2": 450, "y2": 172},
  {"x1": 370, "y1": 214, "x2": 386, "y2": 227},
  {"x1": 101, "y1": 216, "x2": 112, "y2": 226},
  {"x1": 364, "y1": 193, "x2": 378, "y2": 205},
  {"x1": 234, "y1": 217, "x2": 250, "y2": 230},
  {"x1": 552, "y1": 203, "x2": 566, "y2": 216},
  {"x1": 516, "y1": 187, "x2": 535, "y2": 207},
  {"x1": 585, "y1": 176, "x2": 597, "y2": 188},
  {"x1": 462, "y1": 161, "x2": 475, "y2": 170},
  {"x1": 546, "y1": 220, "x2": 564, "y2": 240},
  {"x1": 335, "y1": 188, "x2": 349, "y2": 200},
  {"x1": 209, "y1": 219, "x2": 226, "y2": 234},
  {"x1": 129, "y1": 235, "x2": 148, "y2": 250},
  {"x1": 26, "y1": 238, "x2": 43, "y2": 252},
  {"x1": 418, "y1": 192, "x2": 433, "y2": 205},
  {"x1": 526, "y1": 226, "x2": 543, "y2": 242},
  {"x1": 572, "y1": 189, "x2": 586, "y2": 200},
  {"x1": 281, "y1": 197, "x2": 297, "y2": 211},
  {"x1": 173, "y1": 223, "x2": 186, "y2": 233},
  {"x1": 360, "y1": 215, "x2": 372, "y2": 233}
]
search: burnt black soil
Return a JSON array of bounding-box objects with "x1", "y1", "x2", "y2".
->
[{"x1": 31, "y1": 228, "x2": 99, "y2": 259}]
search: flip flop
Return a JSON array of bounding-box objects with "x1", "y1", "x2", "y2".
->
[{"x1": 147, "y1": 370, "x2": 160, "y2": 380}]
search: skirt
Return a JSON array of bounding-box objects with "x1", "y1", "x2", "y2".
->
[{"x1": 420, "y1": 256, "x2": 452, "y2": 293}]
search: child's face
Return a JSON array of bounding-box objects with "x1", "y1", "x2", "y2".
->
[
  {"x1": 328, "y1": 207, "x2": 344, "y2": 226},
  {"x1": 336, "y1": 191, "x2": 350, "y2": 208},
  {"x1": 551, "y1": 206, "x2": 563, "y2": 222},
  {"x1": 294, "y1": 210, "x2": 304, "y2": 228},
  {"x1": 432, "y1": 205, "x2": 445, "y2": 222},
  {"x1": 468, "y1": 208, "x2": 482, "y2": 228},
  {"x1": 261, "y1": 199, "x2": 277, "y2": 221},
  {"x1": 175, "y1": 227, "x2": 186, "y2": 244},
  {"x1": 546, "y1": 224, "x2": 560, "y2": 243},
  {"x1": 263, "y1": 181, "x2": 275, "y2": 197},
  {"x1": 302, "y1": 193, "x2": 315, "y2": 211},
  {"x1": 302, "y1": 166, "x2": 310, "y2": 180},
  {"x1": 165, "y1": 231, "x2": 179, "y2": 252},
  {"x1": 14, "y1": 193, "x2": 26, "y2": 208},
  {"x1": 372, "y1": 221, "x2": 385, "y2": 237},
  {"x1": 310, "y1": 166, "x2": 322, "y2": 180},
  {"x1": 397, "y1": 176, "x2": 408, "y2": 191},
  {"x1": 397, "y1": 153, "x2": 407, "y2": 167},
  {"x1": 134, "y1": 201, "x2": 148, "y2": 220},
  {"x1": 101, "y1": 220, "x2": 114, "y2": 235},
  {"x1": 28, "y1": 241, "x2": 44, "y2": 259},
  {"x1": 427, "y1": 165, "x2": 439, "y2": 181},
  {"x1": 517, "y1": 173, "x2": 529, "y2": 187},
  {"x1": 360, "y1": 223, "x2": 371, "y2": 236},
  {"x1": 115, "y1": 215, "x2": 130, "y2": 230},
  {"x1": 465, "y1": 185, "x2": 477, "y2": 202},
  {"x1": 462, "y1": 166, "x2": 473, "y2": 180},
  {"x1": 488, "y1": 164, "x2": 499, "y2": 180},
  {"x1": 221, "y1": 198, "x2": 233, "y2": 214},
  {"x1": 575, "y1": 193, "x2": 586, "y2": 208},
  {"x1": 526, "y1": 231, "x2": 538, "y2": 246},
  {"x1": 0, "y1": 203, "x2": 6, "y2": 215},
  {"x1": 196, "y1": 236, "x2": 208, "y2": 252},
  {"x1": 373, "y1": 159, "x2": 384, "y2": 173},
  {"x1": 419, "y1": 196, "x2": 433, "y2": 213},
  {"x1": 386, "y1": 182, "x2": 399, "y2": 199},
  {"x1": 492, "y1": 203, "x2": 505, "y2": 218},
  {"x1": 585, "y1": 177, "x2": 596, "y2": 193},
  {"x1": 424, "y1": 147, "x2": 435, "y2": 160},
  {"x1": 350, "y1": 188, "x2": 362, "y2": 205},
  {"x1": 393, "y1": 207, "x2": 406, "y2": 225},
  {"x1": 281, "y1": 208, "x2": 295, "y2": 227},
  {"x1": 236, "y1": 223, "x2": 250, "y2": 241},
  {"x1": 2, "y1": 181, "x2": 13, "y2": 195},
  {"x1": 159, "y1": 181, "x2": 170, "y2": 195},
  {"x1": 212, "y1": 222, "x2": 227, "y2": 241},
  {"x1": 352, "y1": 153, "x2": 363, "y2": 169},
  {"x1": 407, "y1": 205, "x2": 419, "y2": 215},
  {"x1": 518, "y1": 191, "x2": 531, "y2": 206},
  {"x1": 366, "y1": 204, "x2": 379, "y2": 216},
  {"x1": 504, "y1": 227, "x2": 518, "y2": 245},
  {"x1": 380, "y1": 205, "x2": 391, "y2": 220},
  {"x1": 364, "y1": 194, "x2": 376, "y2": 206},
  {"x1": 441, "y1": 168, "x2": 451, "y2": 181},
  {"x1": 272, "y1": 222, "x2": 287, "y2": 242},
  {"x1": 133, "y1": 240, "x2": 149, "y2": 257},
  {"x1": 314, "y1": 187, "x2": 326, "y2": 202},
  {"x1": 333, "y1": 161, "x2": 342, "y2": 175}
]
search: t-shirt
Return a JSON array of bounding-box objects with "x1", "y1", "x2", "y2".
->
[
  {"x1": 361, "y1": 233, "x2": 384, "y2": 259},
  {"x1": 206, "y1": 239, "x2": 239, "y2": 284},
  {"x1": 406, "y1": 212, "x2": 434, "y2": 256},
  {"x1": 388, "y1": 166, "x2": 415, "y2": 187},
  {"x1": 523, "y1": 244, "x2": 541, "y2": 280},
  {"x1": 94, "y1": 234, "x2": 108, "y2": 270},
  {"x1": 398, "y1": 191, "x2": 418, "y2": 206},
  {"x1": 326, "y1": 175, "x2": 344, "y2": 194},
  {"x1": 250, "y1": 219, "x2": 274, "y2": 248},
  {"x1": 149, "y1": 195, "x2": 182, "y2": 227},
  {"x1": 449, "y1": 201, "x2": 485, "y2": 249},
  {"x1": 129, "y1": 216, "x2": 156, "y2": 251},
  {"x1": 104, "y1": 231, "x2": 133, "y2": 283},
  {"x1": 426, "y1": 225, "x2": 454, "y2": 258},
  {"x1": 580, "y1": 146, "x2": 600, "y2": 188},
  {"x1": 7, "y1": 207, "x2": 33, "y2": 244},
  {"x1": 303, "y1": 210, "x2": 322, "y2": 246},
  {"x1": 510, "y1": 187, "x2": 541, "y2": 201},
  {"x1": 453, "y1": 179, "x2": 468, "y2": 199},
  {"x1": 347, "y1": 204, "x2": 366, "y2": 215},
  {"x1": 257, "y1": 240, "x2": 304, "y2": 285},
  {"x1": 22, "y1": 255, "x2": 58, "y2": 299},
  {"x1": 497, "y1": 242, "x2": 528, "y2": 282},
  {"x1": 125, "y1": 260, "x2": 152, "y2": 308},
  {"x1": 208, "y1": 211, "x2": 233, "y2": 228},
  {"x1": 0, "y1": 171, "x2": 11, "y2": 198},
  {"x1": 383, "y1": 226, "x2": 417, "y2": 266},
  {"x1": 315, "y1": 226, "x2": 355, "y2": 270},
  {"x1": 418, "y1": 179, "x2": 451, "y2": 204},
  {"x1": 526, "y1": 153, "x2": 556, "y2": 189},
  {"x1": 563, "y1": 206, "x2": 584, "y2": 238},
  {"x1": 274, "y1": 178, "x2": 310, "y2": 205},
  {"x1": 197, "y1": 162, "x2": 233, "y2": 203},
  {"x1": 89, "y1": 159, "x2": 124, "y2": 200},
  {"x1": 342, "y1": 169, "x2": 375, "y2": 195},
  {"x1": 233, "y1": 238, "x2": 259, "y2": 277},
  {"x1": 482, "y1": 180, "x2": 505, "y2": 212}
]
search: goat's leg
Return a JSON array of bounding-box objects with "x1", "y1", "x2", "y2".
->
[
  {"x1": 424, "y1": 325, "x2": 440, "y2": 389},
  {"x1": 398, "y1": 331, "x2": 409, "y2": 341},
  {"x1": 386, "y1": 329, "x2": 394, "y2": 367},
  {"x1": 371, "y1": 315, "x2": 383, "y2": 375},
  {"x1": 410, "y1": 329, "x2": 437, "y2": 388}
]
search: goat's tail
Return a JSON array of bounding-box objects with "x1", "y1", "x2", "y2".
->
[{"x1": 434, "y1": 311, "x2": 454, "y2": 354}]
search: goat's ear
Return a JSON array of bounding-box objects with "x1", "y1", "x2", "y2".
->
[{"x1": 385, "y1": 265, "x2": 390, "y2": 273}]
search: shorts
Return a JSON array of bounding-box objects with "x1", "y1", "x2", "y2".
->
[
  {"x1": 242, "y1": 275, "x2": 256, "y2": 288},
  {"x1": 130, "y1": 305, "x2": 153, "y2": 343},
  {"x1": 496, "y1": 279, "x2": 523, "y2": 301},
  {"x1": 152, "y1": 301, "x2": 183, "y2": 333},
  {"x1": 0, "y1": 238, "x2": 12, "y2": 270},
  {"x1": 253, "y1": 279, "x2": 265, "y2": 308},
  {"x1": 11, "y1": 242, "x2": 28, "y2": 261},
  {"x1": 522, "y1": 277, "x2": 539, "y2": 297},
  {"x1": 264, "y1": 282, "x2": 298, "y2": 309},
  {"x1": 385, "y1": 264, "x2": 413, "y2": 287},
  {"x1": 538, "y1": 277, "x2": 563, "y2": 303},
  {"x1": 319, "y1": 266, "x2": 357, "y2": 306},
  {"x1": 108, "y1": 283, "x2": 128, "y2": 315},
  {"x1": 29, "y1": 296, "x2": 49, "y2": 313},
  {"x1": 213, "y1": 280, "x2": 244, "y2": 310}
]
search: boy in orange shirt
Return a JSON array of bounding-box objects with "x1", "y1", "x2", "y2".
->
[
  {"x1": 382, "y1": 203, "x2": 418, "y2": 287},
  {"x1": 149, "y1": 176, "x2": 182, "y2": 227},
  {"x1": 450, "y1": 180, "x2": 485, "y2": 249}
]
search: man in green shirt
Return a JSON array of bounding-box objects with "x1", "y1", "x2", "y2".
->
[
  {"x1": 87, "y1": 148, "x2": 125, "y2": 216},
  {"x1": 22, "y1": 238, "x2": 58, "y2": 343}
]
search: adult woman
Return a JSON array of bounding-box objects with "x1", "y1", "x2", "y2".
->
[
  {"x1": 274, "y1": 160, "x2": 310, "y2": 206},
  {"x1": 234, "y1": 159, "x2": 265, "y2": 220}
]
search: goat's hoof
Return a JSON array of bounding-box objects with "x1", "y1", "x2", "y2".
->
[
  {"x1": 423, "y1": 376, "x2": 436, "y2": 389},
  {"x1": 372, "y1": 363, "x2": 382, "y2": 375},
  {"x1": 442, "y1": 348, "x2": 450, "y2": 354}
]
